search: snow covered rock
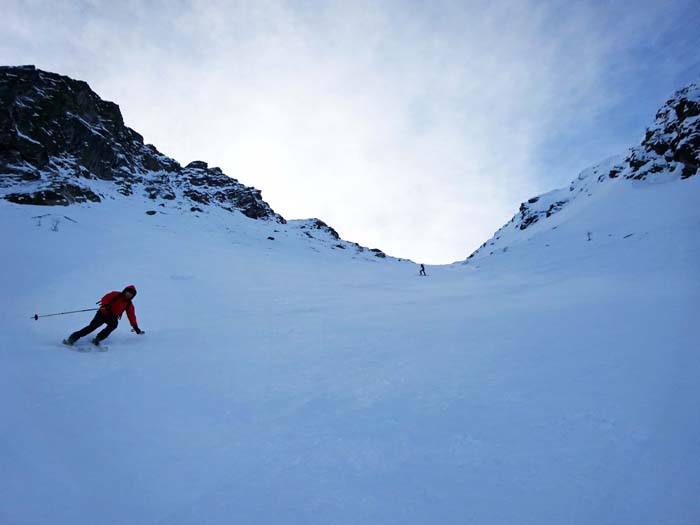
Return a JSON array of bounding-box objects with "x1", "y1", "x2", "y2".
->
[
  {"x1": 465, "y1": 81, "x2": 700, "y2": 262},
  {"x1": 0, "y1": 65, "x2": 282, "y2": 221},
  {"x1": 629, "y1": 82, "x2": 700, "y2": 180},
  {"x1": 627, "y1": 84, "x2": 700, "y2": 179}
]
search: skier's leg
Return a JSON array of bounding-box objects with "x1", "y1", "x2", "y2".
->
[
  {"x1": 95, "y1": 316, "x2": 118, "y2": 342},
  {"x1": 69, "y1": 312, "x2": 106, "y2": 342}
]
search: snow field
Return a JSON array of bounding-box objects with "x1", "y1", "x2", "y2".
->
[{"x1": 1, "y1": 176, "x2": 699, "y2": 524}]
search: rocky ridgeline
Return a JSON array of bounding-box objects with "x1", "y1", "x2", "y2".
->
[
  {"x1": 627, "y1": 83, "x2": 700, "y2": 180},
  {"x1": 0, "y1": 66, "x2": 389, "y2": 259},
  {"x1": 0, "y1": 65, "x2": 281, "y2": 221},
  {"x1": 465, "y1": 81, "x2": 699, "y2": 261}
]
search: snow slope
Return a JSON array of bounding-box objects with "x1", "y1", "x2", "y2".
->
[{"x1": 1, "y1": 171, "x2": 699, "y2": 524}]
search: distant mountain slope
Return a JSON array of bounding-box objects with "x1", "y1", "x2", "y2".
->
[
  {"x1": 0, "y1": 65, "x2": 390, "y2": 259},
  {"x1": 464, "y1": 81, "x2": 699, "y2": 263}
]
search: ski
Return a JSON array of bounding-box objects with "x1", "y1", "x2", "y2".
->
[
  {"x1": 61, "y1": 339, "x2": 108, "y2": 351},
  {"x1": 91, "y1": 339, "x2": 109, "y2": 351}
]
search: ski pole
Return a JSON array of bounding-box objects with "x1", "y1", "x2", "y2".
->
[{"x1": 32, "y1": 308, "x2": 98, "y2": 321}]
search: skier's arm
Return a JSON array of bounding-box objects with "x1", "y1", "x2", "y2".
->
[{"x1": 126, "y1": 303, "x2": 142, "y2": 334}]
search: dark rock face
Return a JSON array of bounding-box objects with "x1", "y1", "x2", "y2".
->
[
  {"x1": 625, "y1": 83, "x2": 700, "y2": 181},
  {"x1": 0, "y1": 65, "x2": 284, "y2": 222},
  {"x1": 516, "y1": 198, "x2": 570, "y2": 231},
  {"x1": 5, "y1": 184, "x2": 101, "y2": 206}
]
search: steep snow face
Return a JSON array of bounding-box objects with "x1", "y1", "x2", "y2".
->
[{"x1": 465, "y1": 82, "x2": 700, "y2": 264}]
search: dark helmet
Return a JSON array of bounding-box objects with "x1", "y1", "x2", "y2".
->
[{"x1": 123, "y1": 285, "x2": 137, "y2": 297}]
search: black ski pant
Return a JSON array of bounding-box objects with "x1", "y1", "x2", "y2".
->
[{"x1": 70, "y1": 311, "x2": 118, "y2": 342}]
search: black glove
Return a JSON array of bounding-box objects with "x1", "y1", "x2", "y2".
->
[{"x1": 133, "y1": 327, "x2": 145, "y2": 335}]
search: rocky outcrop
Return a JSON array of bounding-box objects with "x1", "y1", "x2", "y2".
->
[
  {"x1": 297, "y1": 219, "x2": 341, "y2": 240},
  {"x1": 625, "y1": 83, "x2": 700, "y2": 180},
  {"x1": 464, "y1": 81, "x2": 699, "y2": 262},
  {"x1": 0, "y1": 65, "x2": 283, "y2": 222},
  {"x1": 290, "y1": 218, "x2": 389, "y2": 258}
]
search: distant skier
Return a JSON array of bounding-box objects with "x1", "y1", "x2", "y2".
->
[
  {"x1": 419, "y1": 264, "x2": 427, "y2": 276},
  {"x1": 63, "y1": 285, "x2": 144, "y2": 346}
]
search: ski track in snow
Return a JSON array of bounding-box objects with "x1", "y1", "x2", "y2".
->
[{"x1": 1, "y1": 176, "x2": 699, "y2": 524}]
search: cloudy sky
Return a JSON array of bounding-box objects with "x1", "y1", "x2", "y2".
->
[{"x1": 3, "y1": 0, "x2": 699, "y2": 263}]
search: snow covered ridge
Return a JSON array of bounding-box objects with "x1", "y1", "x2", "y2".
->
[
  {"x1": 465, "y1": 81, "x2": 700, "y2": 263},
  {"x1": 0, "y1": 65, "x2": 280, "y2": 221},
  {"x1": 0, "y1": 65, "x2": 391, "y2": 259}
]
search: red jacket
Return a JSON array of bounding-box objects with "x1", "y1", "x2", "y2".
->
[{"x1": 99, "y1": 285, "x2": 138, "y2": 328}]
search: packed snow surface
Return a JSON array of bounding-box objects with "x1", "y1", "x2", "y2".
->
[{"x1": 2, "y1": 175, "x2": 699, "y2": 524}]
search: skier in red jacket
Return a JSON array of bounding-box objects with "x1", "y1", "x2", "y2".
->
[{"x1": 63, "y1": 285, "x2": 144, "y2": 346}]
